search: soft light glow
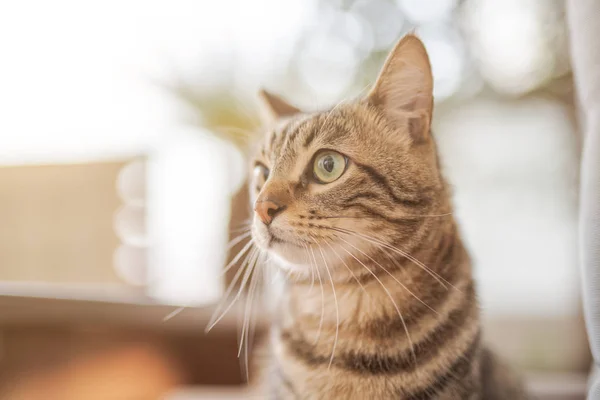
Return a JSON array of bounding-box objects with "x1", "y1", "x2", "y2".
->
[
  {"x1": 460, "y1": 0, "x2": 562, "y2": 95},
  {"x1": 147, "y1": 128, "x2": 234, "y2": 306},
  {"x1": 117, "y1": 160, "x2": 147, "y2": 206},
  {"x1": 298, "y1": 33, "x2": 360, "y2": 104},
  {"x1": 418, "y1": 25, "x2": 465, "y2": 101},
  {"x1": 320, "y1": 9, "x2": 373, "y2": 57},
  {"x1": 351, "y1": 0, "x2": 405, "y2": 51},
  {"x1": 397, "y1": 0, "x2": 457, "y2": 23},
  {"x1": 434, "y1": 97, "x2": 579, "y2": 316},
  {"x1": 113, "y1": 245, "x2": 147, "y2": 287},
  {"x1": 0, "y1": 0, "x2": 308, "y2": 164},
  {"x1": 230, "y1": 0, "x2": 316, "y2": 97},
  {"x1": 113, "y1": 204, "x2": 147, "y2": 247}
]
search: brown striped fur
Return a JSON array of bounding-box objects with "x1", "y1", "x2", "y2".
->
[{"x1": 250, "y1": 35, "x2": 528, "y2": 399}]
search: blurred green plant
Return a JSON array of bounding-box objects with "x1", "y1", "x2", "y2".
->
[{"x1": 172, "y1": 83, "x2": 263, "y2": 153}]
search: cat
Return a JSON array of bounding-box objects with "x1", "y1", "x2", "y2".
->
[{"x1": 249, "y1": 34, "x2": 529, "y2": 399}]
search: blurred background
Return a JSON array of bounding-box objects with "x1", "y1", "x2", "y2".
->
[{"x1": 0, "y1": 0, "x2": 588, "y2": 399}]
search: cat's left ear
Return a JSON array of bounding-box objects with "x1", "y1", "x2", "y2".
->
[
  {"x1": 258, "y1": 89, "x2": 300, "y2": 124},
  {"x1": 368, "y1": 34, "x2": 433, "y2": 142}
]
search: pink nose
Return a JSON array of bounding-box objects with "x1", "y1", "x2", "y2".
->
[{"x1": 254, "y1": 200, "x2": 285, "y2": 225}]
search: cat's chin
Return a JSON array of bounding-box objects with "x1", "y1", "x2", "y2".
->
[
  {"x1": 252, "y1": 224, "x2": 314, "y2": 271},
  {"x1": 254, "y1": 237, "x2": 311, "y2": 272},
  {"x1": 269, "y1": 251, "x2": 310, "y2": 273},
  {"x1": 261, "y1": 240, "x2": 311, "y2": 269}
]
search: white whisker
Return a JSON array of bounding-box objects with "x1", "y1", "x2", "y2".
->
[
  {"x1": 229, "y1": 220, "x2": 252, "y2": 234},
  {"x1": 227, "y1": 230, "x2": 252, "y2": 250},
  {"x1": 308, "y1": 243, "x2": 325, "y2": 345},
  {"x1": 221, "y1": 239, "x2": 255, "y2": 277},
  {"x1": 317, "y1": 242, "x2": 339, "y2": 369},
  {"x1": 338, "y1": 243, "x2": 416, "y2": 363},
  {"x1": 208, "y1": 246, "x2": 257, "y2": 329},
  {"x1": 162, "y1": 306, "x2": 185, "y2": 322},
  {"x1": 239, "y1": 252, "x2": 263, "y2": 382},
  {"x1": 303, "y1": 243, "x2": 316, "y2": 294},
  {"x1": 335, "y1": 234, "x2": 438, "y2": 316},
  {"x1": 324, "y1": 239, "x2": 367, "y2": 294},
  {"x1": 207, "y1": 247, "x2": 259, "y2": 332},
  {"x1": 246, "y1": 262, "x2": 262, "y2": 381},
  {"x1": 331, "y1": 227, "x2": 457, "y2": 291}
]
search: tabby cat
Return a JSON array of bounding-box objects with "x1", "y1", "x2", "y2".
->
[{"x1": 249, "y1": 35, "x2": 528, "y2": 399}]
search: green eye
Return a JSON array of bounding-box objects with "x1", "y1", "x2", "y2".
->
[
  {"x1": 253, "y1": 164, "x2": 269, "y2": 190},
  {"x1": 313, "y1": 151, "x2": 346, "y2": 183}
]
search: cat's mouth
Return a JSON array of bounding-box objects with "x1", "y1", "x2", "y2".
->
[
  {"x1": 252, "y1": 223, "x2": 311, "y2": 261},
  {"x1": 267, "y1": 231, "x2": 286, "y2": 247},
  {"x1": 264, "y1": 228, "x2": 314, "y2": 250},
  {"x1": 252, "y1": 223, "x2": 290, "y2": 250},
  {"x1": 251, "y1": 220, "x2": 317, "y2": 268}
]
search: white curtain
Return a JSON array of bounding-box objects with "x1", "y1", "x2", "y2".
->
[{"x1": 567, "y1": 0, "x2": 600, "y2": 397}]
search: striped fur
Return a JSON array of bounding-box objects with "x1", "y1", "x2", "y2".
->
[{"x1": 250, "y1": 35, "x2": 528, "y2": 399}]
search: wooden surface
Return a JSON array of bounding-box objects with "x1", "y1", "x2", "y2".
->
[
  {"x1": 225, "y1": 183, "x2": 252, "y2": 287},
  {"x1": 0, "y1": 284, "x2": 250, "y2": 331},
  {"x1": 0, "y1": 290, "x2": 267, "y2": 399},
  {"x1": 0, "y1": 337, "x2": 180, "y2": 400}
]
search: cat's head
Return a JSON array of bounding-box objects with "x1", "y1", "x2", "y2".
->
[{"x1": 250, "y1": 35, "x2": 448, "y2": 276}]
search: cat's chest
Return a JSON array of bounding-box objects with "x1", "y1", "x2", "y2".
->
[{"x1": 269, "y1": 333, "x2": 482, "y2": 400}]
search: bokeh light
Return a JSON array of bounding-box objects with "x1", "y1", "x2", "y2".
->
[
  {"x1": 298, "y1": 32, "x2": 360, "y2": 103},
  {"x1": 351, "y1": 0, "x2": 405, "y2": 51},
  {"x1": 418, "y1": 24, "x2": 465, "y2": 101},
  {"x1": 397, "y1": 0, "x2": 457, "y2": 24},
  {"x1": 461, "y1": 0, "x2": 569, "y2": 95}
]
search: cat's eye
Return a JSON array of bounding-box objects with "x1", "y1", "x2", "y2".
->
[
  {"x1": 253, "y1": 164, "x2": 269, "y2": 190},
  {"x1": 313, "y1": 151, "x2": 347, "y2": 184}
]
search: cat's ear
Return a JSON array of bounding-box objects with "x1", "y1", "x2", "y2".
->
[
  {"x1": 368, "y1": 34, "x2": 433, "y2": 142},
  {"x1": 258, "y1": 89, "x2": 300, "y2": 123}
]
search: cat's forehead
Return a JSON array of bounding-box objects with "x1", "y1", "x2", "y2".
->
[{"x1": 258, "y1": 107, "x2": 364, "y2": 173}]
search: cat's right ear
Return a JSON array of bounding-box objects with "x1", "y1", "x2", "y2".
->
[
  {"x1": 367, "y1": 34, "x2": 434, "y2": 143},
  {"x1": 258, "y1": 89, "x2": 300, "y2": 124}
]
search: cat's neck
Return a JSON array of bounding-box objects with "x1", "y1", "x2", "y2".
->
[
  {"x1": 270, "y1": 222, "x2": 481, "y2": 398},
  {"x1": 276, "y1": 219, "x2": 474, "y2": 339}
]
